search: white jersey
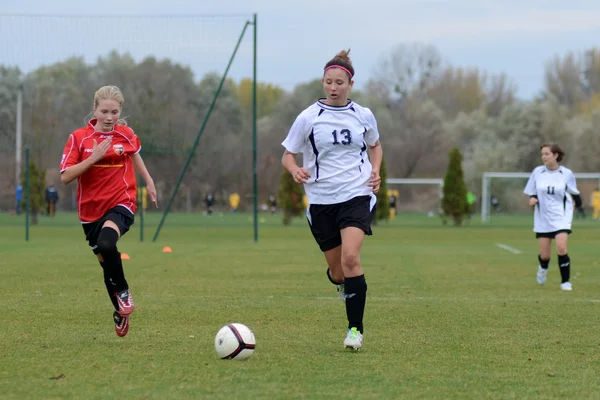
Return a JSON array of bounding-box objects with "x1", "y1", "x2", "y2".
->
[
  {"x1": 524, "y1": 165, "x2": 580, "y2": 233},
  {"x1": 281, "y1": 99, "x2": 380, "y2": 205}
]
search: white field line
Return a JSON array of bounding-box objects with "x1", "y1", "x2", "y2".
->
[
  {"x1": 28, "y1": 292, "x2": 600, "y2": 303},
  {"x1": 264, "y1": 295, "x2": 600, "y2": 303},
  {"x1": 267, "y1": 295, "x2": 402, "y2": 301},
  {"x1": 496, "y1": 243, "x2": 522, "y2": 254}
]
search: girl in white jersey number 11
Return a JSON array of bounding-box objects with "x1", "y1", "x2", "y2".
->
[
  {"x1": 281, "y1": 49, "x2": 383, "y2": 350},
  {"x1": 524, "y1": 143, "x2": 582, "y2": 291}
]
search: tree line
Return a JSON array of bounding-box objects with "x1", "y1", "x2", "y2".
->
[{"x1": 1, "y1": 44, "x2": 599, "y2": 212}]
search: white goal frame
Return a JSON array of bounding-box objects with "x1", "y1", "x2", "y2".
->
[
  {"x1": 481, "y1": 172, "x2": 600, "y2": 222},
  {"x1": 386, "y1": 178, "x2": 444, "y2": 209}
]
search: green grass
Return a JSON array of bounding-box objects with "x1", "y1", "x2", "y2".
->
[{"x1": 1, "y1": 212, "x2": 600, "y2": 399}]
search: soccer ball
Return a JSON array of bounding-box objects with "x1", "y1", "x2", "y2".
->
[{"x1": 214, "y1": 323, "x2": 256, "y2": 360}]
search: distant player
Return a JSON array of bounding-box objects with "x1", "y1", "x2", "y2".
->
[
  {"x1": 281, "y1": 49, "x2": 383, "y2": 350},
  {"x1": 466, "y1": 191, "x2": 476, "y2": 217},
  {"x1": 268, "y1": 194, "x2": 278, "y2": 215},
  {"x1": 229, "y1": 192, "x2": 240, "y2": 213},
  {"x1": 591, "y1": 188, "x2": 600, "y2": 220},
  {"x1": 388, "y1": 189, "x2": 397, "y2": 219},
  {"x1": 45, "y1": 185, "x2": 59, "y2": 217},
  {"x1": 15, "y1": 184, "x2": 22, "y2": 215},
  {"x1": 524, "y1": 143, "x2": 581, "y2": 291},
  {"x1": 491, "y1": 195, "x2": 500, "y2": 213},
  {"x1": 205, "y1": 192, "x2": 214, "y2": 215},
  {"x1": 60, "y1": 85, "x2": 157, "y2": 336}
]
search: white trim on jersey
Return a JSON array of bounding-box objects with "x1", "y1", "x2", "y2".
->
[
  {"x1": 282, "y1": 99, "x2": 380, "y2": 205},
  {"x1": 524, "y1": 165, "x2": 580, "y2": 233}
]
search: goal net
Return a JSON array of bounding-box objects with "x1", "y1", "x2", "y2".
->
[
  {"x1": 385, "y1": 178, "x2": 443, "y2": 214},
  {"x1": 480, "y1": 172, "x2": 600, "y2": 222},
  {"x1": 0, "y1": 13, "x2": 255, "y2": 214}
]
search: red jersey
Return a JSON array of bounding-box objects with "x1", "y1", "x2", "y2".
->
[{"x1": 60, "y1": 119, "x2": 141, "y2": 223}]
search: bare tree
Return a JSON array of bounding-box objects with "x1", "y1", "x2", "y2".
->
[
  {"x1": 544, "y1": 51, "x2": 586, "y2": 110},
  {"x1": 385, "y1": 99, "x2": 446, "y2": 178},
  {"x1": 485, "y1": 73, "x2": 517, "y2": 117},
  {"x1": 368, "y1": 43, "x2": 443, "y2": 101}
]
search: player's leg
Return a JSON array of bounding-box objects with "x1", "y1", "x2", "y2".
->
[
  {"x1": 96, "y1": 209, "x2": 136, "y2": 316},
  {"x1": 306, "y1": 204, "x2": 344, "y2": 299},
  {"x1": 84, "y1": 219, "x2": 129, "y2": 337},
  {"x1": 83, "y1": 221, "x2": 120, "y2": 312},
  {"x1": 94, "y1": 250, "x2": 119, "y2": 312},
  {"x1": 323, "y1": 246, "x2": 345, "y2": 301},
  {"x1": 97, "y1": 221, "x2": 134, "y2": 313},
  {"x1": 555, "y1": 232, "x2": 572, "y2": 290},
  {"x1": 338, "y1": 195, "x2": 375, "y2": 350},
  {"x1": 340, "y1": 226, "x2": 367, "y2": 350},
  {"x1": 536, "y1": 236, "x2": 552, "y2": 285}
]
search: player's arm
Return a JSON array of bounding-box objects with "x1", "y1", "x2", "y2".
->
[
  {"x1": 282, "y1": 150, "x2": 310, "y2": 184},
  {"x1": 565, "y1": 171, "x2": 582, "y2": 208},
  {"x1": 281, "y1": 113, "x2": 310, "y2": 184},
  {"x1": 367, "y1": 140, "x2": 383, "y2": 193},
  {"x1": 364, "y1": 109, "x2": 382, "y2": 192},
  {"x1": 368, "y1": 140, "x2": 382, "y2": 173},
  {"x1": 61, "y1": 139, "x2": 111, "y2": 185},
  {"x1": 131, "y1": 153, "x2": 158, "y2": 207},
  {"x1": 523, "y1": 171, "x2": 538, "y2": 207}
]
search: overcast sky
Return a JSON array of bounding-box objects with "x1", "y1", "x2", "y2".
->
[{"x1": 2, "y1": 0, "x2": 600, "y2": 99}]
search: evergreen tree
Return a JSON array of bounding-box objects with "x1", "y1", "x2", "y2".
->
[
  {"x1": 441, "y1": 147, "x2": 468, "y2": 226},
  {"x1": 374, "y1": 156, "x2": 390, "y2": 224},
  {"x1": 277, "y1": 169, "x2": 305, "y2": 226},
  {"x1": 21, "y1": 158, "x2": 46, "y2": 225}
]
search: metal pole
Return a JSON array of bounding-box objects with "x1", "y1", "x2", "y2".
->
[
  {"x1": 152, "y1": 21, "x2": 251, "y2": 242},
  {"x1": 25, "y1": 148, "x2": 30, "y2": 241},
  {"x1": 252, "y1": 13, "x2": 258, "y2": 243},
  {"x1": 481, "y1": 173, "x2": 489, "y2": 223},
  {"x1": 16, "y1": 84, "x2": 23, "y2": 188}
]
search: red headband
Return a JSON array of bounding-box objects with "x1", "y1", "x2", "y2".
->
[{"x1": 324, "y1": 65, "x2": 353, "y2": 78}]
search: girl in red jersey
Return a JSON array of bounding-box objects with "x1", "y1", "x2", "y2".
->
[{"x1": 60, "y1": 85, "x2": 157, "y2": 337}]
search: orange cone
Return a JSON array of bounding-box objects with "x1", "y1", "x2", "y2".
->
[
  {"x1": 162, "y1": 246, "x2": 173, "y2": 253},
  {"x1": 121, "y1": 253, "x2": 130, "y2": 260}
]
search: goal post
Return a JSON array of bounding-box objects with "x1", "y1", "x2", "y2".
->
[
  {"x1": 385, "y1": 178, "x2": 444, "y2": 213},
  {"x1": 481, "y1": 172, "x2": 600, "y2": 222}
]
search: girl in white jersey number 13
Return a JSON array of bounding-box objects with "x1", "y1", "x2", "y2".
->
[
  {"x1": 281, "y1": 49, "x2": 383, "y2": 350},
  {"x1": 524, "y1": 143, "x2": 582, "y2": 291}
]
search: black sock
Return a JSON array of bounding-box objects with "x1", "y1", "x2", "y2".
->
[
  {"x1": 97, "y1": 228, "x2": 129, "y2": 292},
  {"x1": 538, "y1": 255, "x2": 550, "y2": 270},
  {"x1": 326, "y1": 268, "x2": 343, "y2": 285},
  {"x1": 558, "y1": 254, "x2": 571, "y2": 283},
  {"x1": 100, "y1": 261, "x2": 119, "y2": 311},
  {"x1": 344, "y1": 275, "x2": 367, "y2": 334}
]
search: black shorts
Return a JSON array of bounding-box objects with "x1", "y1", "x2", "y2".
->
[
  {"x1": 307, "y1": 195, "x2": 376, "y2": 252},
  {"x1": 82, "y1": 206, "x2": 135, "y2": 251},
  {"x1": 535, "y1": 229, "x2": 571, "y2": 239}
]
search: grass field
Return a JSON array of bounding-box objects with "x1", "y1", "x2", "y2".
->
[{"x1": 1, "y1": 211, "x2": 600, "y2": 399}]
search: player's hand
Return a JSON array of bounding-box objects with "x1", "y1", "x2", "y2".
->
[
  {"x1": 292, "y1": 167, "x2": 310, "y2": 184},
  {"x1": 529, "y1": 197, "x2": 538, "y2": 207},
  {"x1": 368, "y1": 170, "x2": 381, "y2": 193},
  {"x1": 146, "y1": 181, "x2": 158, "y2": 208},
  {"x1": 91, "y1": 138, "x2": 111, "y2": 162}
]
